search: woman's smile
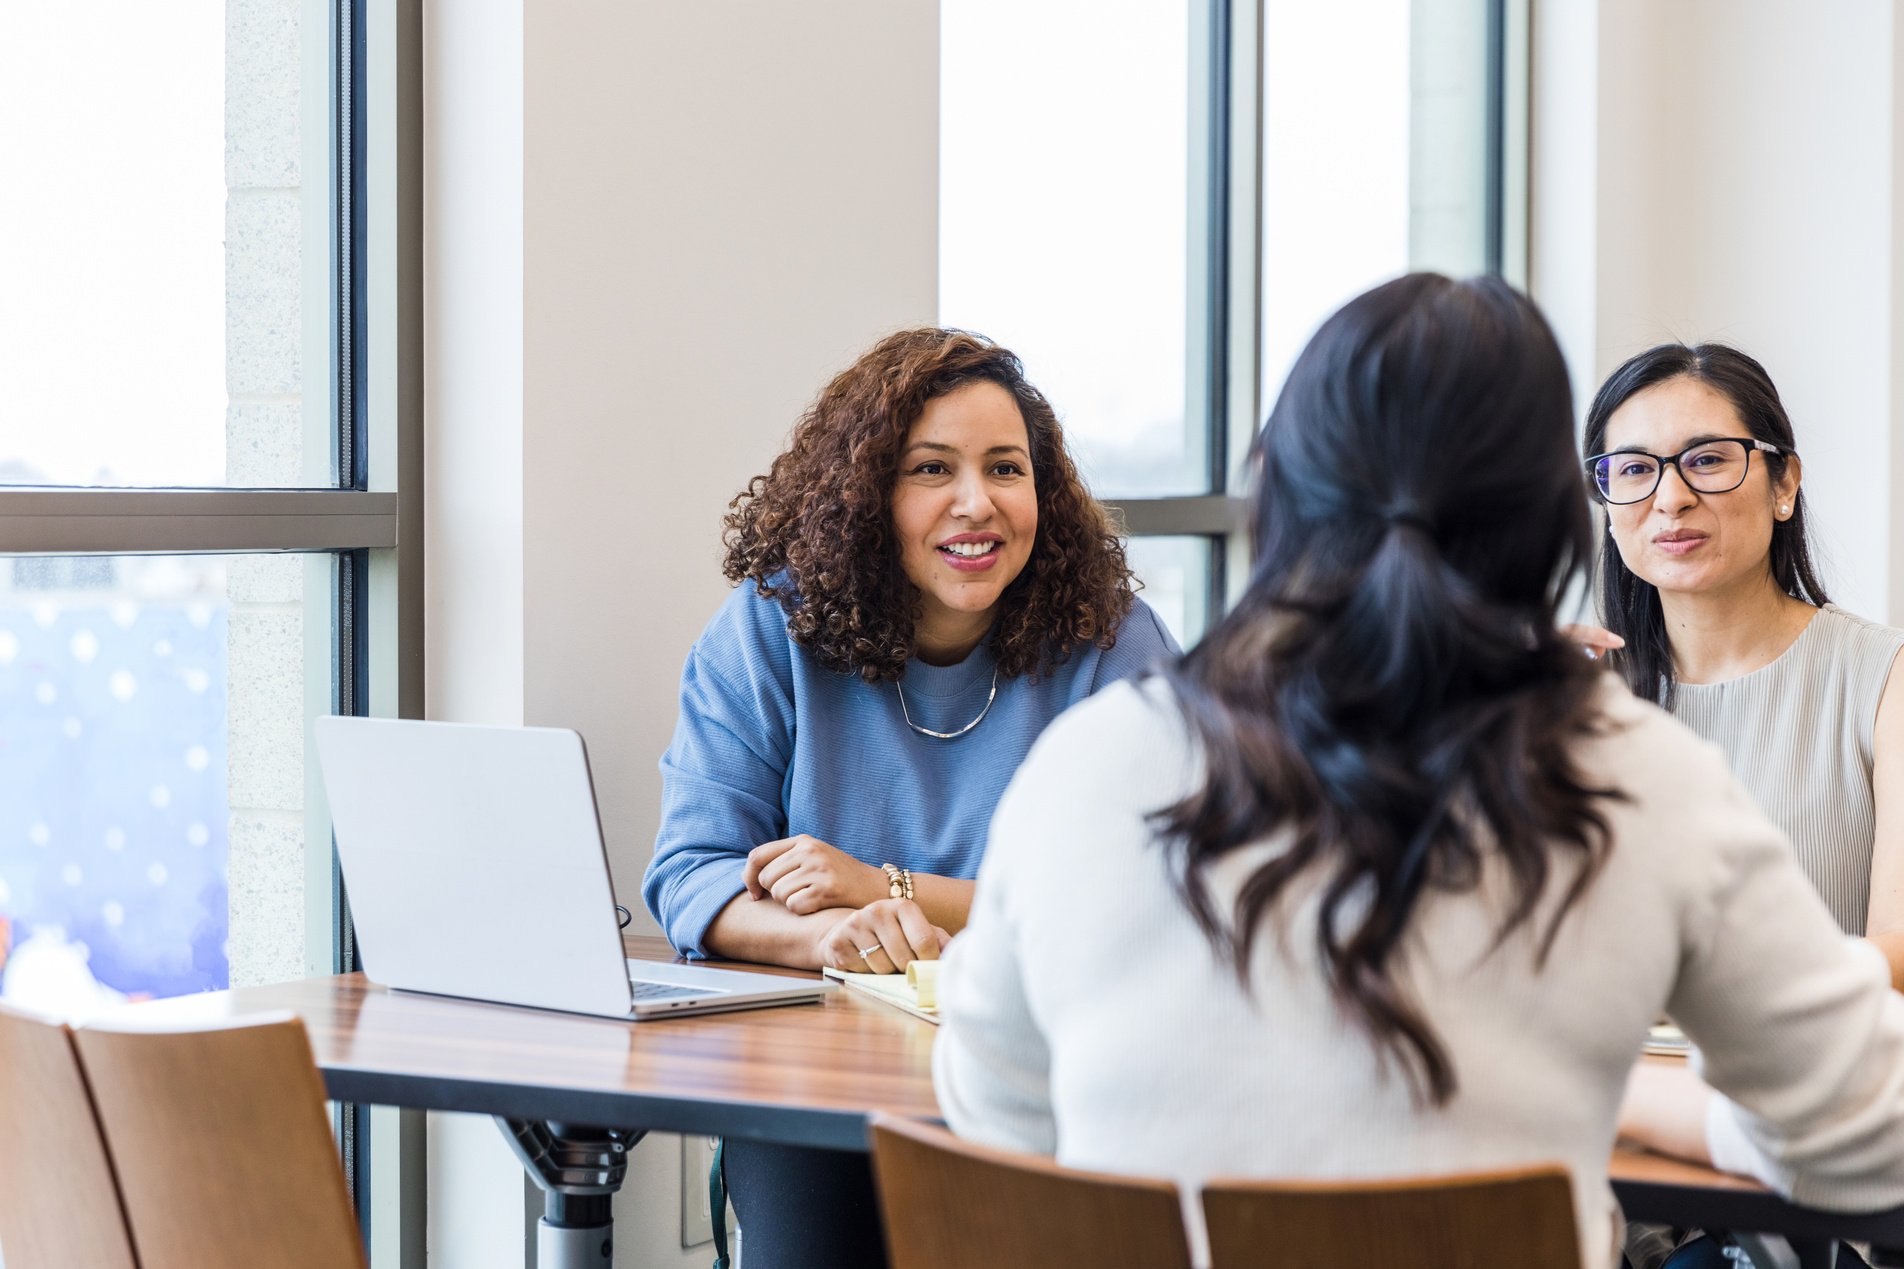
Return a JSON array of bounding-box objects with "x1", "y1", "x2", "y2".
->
[{"x1": 937, "y1": 532, "x2": 1005, "y2": 571}]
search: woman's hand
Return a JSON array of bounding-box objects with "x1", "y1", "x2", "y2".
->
[
  {"x1": 1561, "y1": 623, "x2": 1626, "y2": 661},
  {"x1": 745, "y1": 834, "x2": 886, "y2": 914},
  {"x1": 816, "y1": 899, "x2": 949, "y2": 974},
  {"x1": 1618, "y1": 1060, "x2": 1714, "y2": 1165}
]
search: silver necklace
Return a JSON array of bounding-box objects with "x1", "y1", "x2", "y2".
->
[{"x1": 896, "y1": 666, "x2": 999, "y2": 740}]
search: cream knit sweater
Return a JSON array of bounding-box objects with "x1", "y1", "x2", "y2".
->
[{"x1": 935, "y1": 676, "x2": 1904, "y2": 1268}]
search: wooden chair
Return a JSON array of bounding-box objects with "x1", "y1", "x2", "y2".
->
[
  {"x1": 71, "y1": 1012, "x2": 367, "y2": 1269},
  {"x1": 0, "y1": 1003, "x2": 139, "y2": 1269},
  {"x1": 1201, "y1": 1164, "x2": 1579, "y2": 1268},
  {"x1": 868, "y1": 1112, "x2": 1193, "y2": 1269}
]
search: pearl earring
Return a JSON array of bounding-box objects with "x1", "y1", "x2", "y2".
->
[{"x1": 1779, "y1": 504, "x2": 1791, "y2": 517}]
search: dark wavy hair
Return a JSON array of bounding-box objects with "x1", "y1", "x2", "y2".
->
[
  {"x1": 1584, "y1": 343, "x2": 1828, "y2": 708},
  {"x1": 1154, "y1": 274, "x2": 1618, "y2": 1105},
  {"x1": 723, "y1": 328, "x2": 1137, "y2": 683}
]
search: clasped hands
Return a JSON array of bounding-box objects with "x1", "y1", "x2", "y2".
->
[{"x1": 744, "y1": 834, "x2": 949, "y2": 975}]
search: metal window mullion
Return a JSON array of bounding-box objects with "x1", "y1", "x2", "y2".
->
[
  {"x1": 1496, "y1": 0, "x2": 1532, "y2": 288},
  {"x1": 352, "y1": 0, "x2": 427, "y2": 1261},
  {"x1": 1197, "y1": 0, "x2": 1233, "y2": 497},
  {"x1": 1106, "y1": 495, "x2": 1247, "y2": 538},
  {"x1": 337, "y1": 0, "x2": 360, "y2": 488},
  {"x1": 1484, "y1": 0, "x2": 1507, "y2": 275},
  {"x1": 1219, "y1": 0, "x2": 1264, "y2": 611},
  {"x1": 0, "y1": 490, "x2": 397, "y2": 554},
  {"x1": 1173, "y1": 0, "x2": 1262, "y2": 621},
  {"x1": 335, "y1": 545, "x2": 372, "y2": 1245},
  {"x1": 327, "y1": 0, "x2": 383, "y2": 1248}
]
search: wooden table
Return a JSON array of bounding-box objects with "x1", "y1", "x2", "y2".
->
[
  {"x1": 1616, "y1": 1145, "x2": 1901, "y2": 1248},
  {"x1": 1608, "y1": 1056, "x2": 1904, "y2": 1268},
  {"x1": 123, "y1": 937, "x2": 1904, "y2": 1268},
  {"x1": 121, "y1": 936, "x2": 937, "y2": 1268},
  {"x1": 128, "y1": 936, "x2": 936, "y2": 1152}
]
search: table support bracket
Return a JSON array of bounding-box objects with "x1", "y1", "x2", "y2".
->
[
  {"x1": 496, "y1": 1117, "x2": 646, "y2": 1269},
  {"x1": 1730, "y1": 1233, "x2": 1805, "y2": 1269}
]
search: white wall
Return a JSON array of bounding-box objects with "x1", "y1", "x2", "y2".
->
[
  {"x1": 521, "y1": 0, "x2": 940, "y2": 929},
  {"x1": 425, "y1": 3, "x2": 938, "y2": 1266},
  {"x1": 424, "y1": 0, "x2": 524, "y2": 732},
  {"x1": 1531, "y1": 0, "x2": 1904, "y2": 622},
  {"x1": 423, "y1": 1, "x2": 529, "y2": 1264}
]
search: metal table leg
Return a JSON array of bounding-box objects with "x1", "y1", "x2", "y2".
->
[
  {"x1": 1786, "y1": 1239, "x2": 1843, "y2": 1269},
  {"x1": 1733, "y1": 1232, "x2": 1803, "y2": 1269},
  {"x1": 1732, "y1": 1234, "x2": 1846, "y2": 1269},
  {"x1": 497, "y1": 1118, "x2": 645, "y2": 1269}
]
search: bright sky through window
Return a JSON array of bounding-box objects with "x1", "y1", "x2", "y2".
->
[
  {"x1": 0, "y1": 2, "x2": 226, "y2": 487},
  {"x1": 1260, "y1": 0, "x2": 1411, "y2": 411},
  {"x1": 940, "y1": 0, "x2": 1194, "y2": 498}
]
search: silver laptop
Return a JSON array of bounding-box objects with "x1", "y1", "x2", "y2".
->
[{"x1": 312, "y1": 716, "x2": 832, "y2": 1020}]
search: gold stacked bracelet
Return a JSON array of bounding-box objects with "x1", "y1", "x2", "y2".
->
[{"x1": 882, "y1": 862, "x2": 914, "y2": 901}]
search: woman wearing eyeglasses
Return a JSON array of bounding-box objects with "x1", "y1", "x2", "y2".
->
[
  {"x1": 643, "y1": 326, "x2": 1177, "y2": 1269},
  {"x1": 1584, "y1": 347, "x2": 1904, "y2": 1269},
  {"x1": 1584, "y1": 345, "x2": 1904, "y2": 990}
]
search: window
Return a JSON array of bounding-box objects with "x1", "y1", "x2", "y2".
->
[
  {"x1": 941, "y1": 0, "x2": 1224, "y2": 652},
  {"x1": 1261, "y1": 0, "x2": 1511, "y2": 405},
  {"x1": 0, "y1": 0, "x2": 412, "y2": 1010},
  {"x1": 0, "y1": 553, "x2": 338, "y2": 1008},
  {"x1": 0, "y1": 3, "x2": 333, "y2": 490},
  {"x1": 0, "y1": 0, "x2": 420, "y2": 1257},
  {"x1": 941, "y1": 0, "x2": 1517, "y2": 646},
  {"x1": 940, "y1": 0, "x2": 1197, "y2": 501},
  {"x1": 1122, "y1": 536, "x2": 1216, "y2": 649}
]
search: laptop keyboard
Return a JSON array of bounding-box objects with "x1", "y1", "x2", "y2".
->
[{"x1": 630, "y1": 979, "x2": 712, "y2": 1002}]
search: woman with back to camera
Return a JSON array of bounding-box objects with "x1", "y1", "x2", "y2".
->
[
  {"x1": 933, "y1": 274, "x2": 1904, "y2": 1269},
  {"x1": 1584, "y1": 345, "x2": 1904, "y2": 987},
  {"x1": 642, "y1": 327, "x2": 1177, "y2": 1269}
]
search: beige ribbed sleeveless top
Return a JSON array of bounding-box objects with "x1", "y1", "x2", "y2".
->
[{"x1": 1668, "y1": 604, "x2": 1904, "y2": 934}]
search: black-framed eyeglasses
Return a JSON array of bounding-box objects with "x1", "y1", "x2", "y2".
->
[{"x1": 1584, "y1": 438, "x2": 1785, "y2": 505}]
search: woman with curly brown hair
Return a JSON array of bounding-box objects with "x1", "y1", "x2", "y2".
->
[{"x1": 640, "y1": 326, "x2": 1176, "y2": 1269}]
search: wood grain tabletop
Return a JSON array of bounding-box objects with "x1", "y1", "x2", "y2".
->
[{"x1": 114, "y1": 935, "x2": 938, "y2": 1150}]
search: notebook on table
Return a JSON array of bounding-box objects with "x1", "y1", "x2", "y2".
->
[
  {"x1": 823, "y1": 960, "x2": 941, "y2": 1025},
  {"x1": 313, "y1": 716, "x2": 832, "y2": 1021}
]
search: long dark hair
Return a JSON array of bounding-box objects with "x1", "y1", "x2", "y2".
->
[
  {"x1": 1583, "y1": 343, "x2": 1828, "y2": 706},
  {"x1": 1155, "y1": 274, "x2": 1617, "y2": 1105}
]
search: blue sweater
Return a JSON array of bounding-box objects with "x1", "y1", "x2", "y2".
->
[{"x1": 643, "y1": 583, "x2": 1180, "y2": 956}]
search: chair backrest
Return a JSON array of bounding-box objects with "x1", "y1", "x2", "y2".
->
[
  {"x1": 0, "y1": 1003, "x2": 140, "y2": 1269},
  {"x1": 1201, "y1": 1164, "x2": 1579, "y2": 1269},
  {"x1": 71, "y1": 1013, "x2": 367, "y2": 1269},
  {"x1": 868, "y1": 1113, "x2": 1192, "y2": 1269}
]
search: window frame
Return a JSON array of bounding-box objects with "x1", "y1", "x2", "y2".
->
[{"x1": 1108, "y1": 0, "x2": 1524, "y2": 633}]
